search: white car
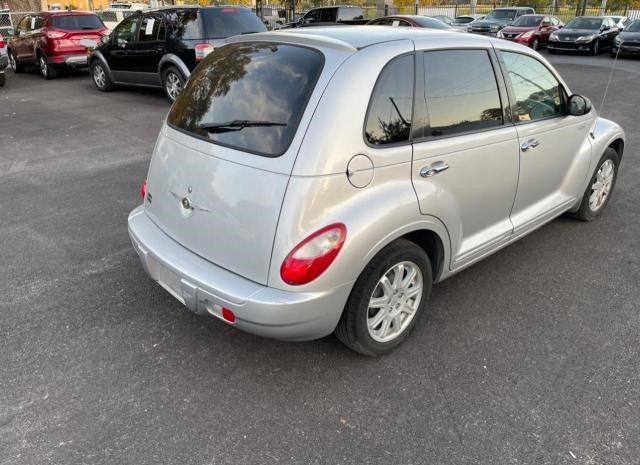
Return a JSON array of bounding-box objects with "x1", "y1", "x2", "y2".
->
[
  {"x1": 0, "y1": 32, "x2": 7, "y2": 87},
  {"x1": 98, "y1": 3, "x2": 149, "y2": 31}
]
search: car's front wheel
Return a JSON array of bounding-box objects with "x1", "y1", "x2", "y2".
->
[
  {"x1": 9, "y1": 51, "x2": 24, "y2": 73},
  {"x1": 162, "y1": 66, "x2": 184, "y2": 103},
  {"x1": 91, "y1": 61, "x2": 114, "y2": 92},
  {"x1": 531, "y1": 38, "x2": 539, "y2": 50},
  {"x1": 590, "y1": 39, "x2": 600, "y2": 55},
  {"x1": 335, "y1": 239, "x2": 432, "y2": 356},
  {"x1": 569, "y1": 147, "x2": 620, "y2": 221}
]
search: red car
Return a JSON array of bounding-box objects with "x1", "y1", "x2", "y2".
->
[
  {"x1": 8, "y1": 11, "x2": 107, "y2": 79},
  {"x1": 497, "y1": 14, "x2": 563, "y2": 50}
]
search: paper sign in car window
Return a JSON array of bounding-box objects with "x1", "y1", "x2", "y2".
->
[
  {"x1": 145, "y1": 18, "x2": 155, "y2": 35},
  {"x1": 392, "y1": 20, "x2": 400, "y2": 27}
]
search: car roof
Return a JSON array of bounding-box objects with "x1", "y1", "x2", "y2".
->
[
  {"x1": 39, "y1": 10, "x2": 97, "y2": 16},
  {"x1": 229, "y1": 26, "x2": 488, "y2": 52}
]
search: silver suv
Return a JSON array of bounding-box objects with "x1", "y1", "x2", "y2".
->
[{"x1": 128, "y1": 27, "x2": 625, "y2": 355}]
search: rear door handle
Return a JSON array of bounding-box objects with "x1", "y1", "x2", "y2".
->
[
  {"x1": 521, "y1": 139, "x2": 540, "y2": 152},
  {"x1": 420, "y1": 161, "x2": 449, "y2": 177}
]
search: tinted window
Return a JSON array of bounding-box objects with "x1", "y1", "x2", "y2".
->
[
  {"x1": 423, "y1": 50, "x2": 502, "y2": 137},
  {"x1": 486, "y1": 10, "x2": 517, "y2": 21},
  {"x1": 51, "y1": 14, "x2": 104, "y2": 30},
  {"x1": 113, "y1": 17, "x2": 139, "y2": 45},
  {"x1": 171, "y1": 10, "x2": 201, "y2": 40},
  {"x1": 138, "y1": 16, "x2": 165, "y2": 42},
  {"x1": 501, "y1": 52, "x2": 565, "y2": 122},
  {"x1": 627, "y1": 21, "x2": 640, "y2": 32},
  {"x1": 317, "y1": 8, "x2": 336, "y2": 22},
  {"x1": 18, "y1": 17, "x2": 30, "y2": 31},
  {"x1": 168, "y1": 43, "x2": 324, "y2": 157},
  {"x1": 365, "y1": 55, "x2": 414, "y2": 145},
  {"x1": 200, "y1": 9, "x2": 266, "y2": 37}
]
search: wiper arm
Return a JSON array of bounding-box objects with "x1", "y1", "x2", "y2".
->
[{"x1": 198, "y1": 120, "x2": 287, "y2": 134}]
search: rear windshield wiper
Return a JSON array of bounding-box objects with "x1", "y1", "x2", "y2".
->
[{"x1": 198, "y1": 120, "x2": 286, "y2": 134}]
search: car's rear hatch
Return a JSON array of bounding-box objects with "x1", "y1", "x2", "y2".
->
[
  {"x1": 143, "y1": 41, "x2": 328, "y2": 285},
  {"x1": 50, "y1": 14, "x2": 105, "y2": 51}
]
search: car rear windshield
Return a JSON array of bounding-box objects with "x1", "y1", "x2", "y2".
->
[
  {"x1": 167, "y1": 42, "x2": 324, "y2": 157},
  {"x1": 200, "y1": 8, "x2": 267, "y2": 38},
  {"x1": 565, "y1": 17, "x2": 602, "y2": 30},
  {"x1": 511, "y1": 15, "x2": 543, "y2": 27},
  {"x1": 51, "y1": 14, "x2": 104, "y2": 30}
]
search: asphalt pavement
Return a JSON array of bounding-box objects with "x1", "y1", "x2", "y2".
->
[{"x1": 1, "y1": 51, "x2": 639, "y2": 465}]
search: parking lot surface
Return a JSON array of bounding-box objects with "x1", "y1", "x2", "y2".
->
[{"x1": 1, "y1": 52, "x2": 639, "y2": 465}]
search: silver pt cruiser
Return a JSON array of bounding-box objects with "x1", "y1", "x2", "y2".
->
[{"x1": 128, "y1": 27, "x2": 625, "y2": 355}]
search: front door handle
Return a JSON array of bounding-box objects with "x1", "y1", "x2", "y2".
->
[
  {"x1": 521, "y1": 139, "x2": 540, "y2": 152},
  {"x1": 420, "y1": 161, "x2": 449, "y2": 178}
]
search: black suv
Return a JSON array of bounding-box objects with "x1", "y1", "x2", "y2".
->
[
  {"x1": 467, "y1": 7, "x2": 535, "y2": 36},
  {"x1": 89, "y1": 6, "x2": 266, "y2": 101}
]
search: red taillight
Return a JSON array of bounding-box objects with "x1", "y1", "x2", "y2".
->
[
  {"x1": 222, "y1": 307, "x2": 236, "y2": 323},
  {"x1": 46, "y1": 29, "x2": 66, "y2": 39},
  {"x1": 280, "y1": 223, "x2": 347, "y2": 286},
  {"x1": 0, "y1": 34, "x2": 4, "y2": 49},
  {"x1": 195, "y1": 43, "x2": 214, "y2": 62},
  {"x1": 140, "y1": 180, "x2": 147, "y2": 199}
]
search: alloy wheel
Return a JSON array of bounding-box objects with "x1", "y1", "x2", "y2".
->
[
  {"x1": 9, "y1": 53, "x2": 16, "y2": 71},
  {"x1": 589, "y1": 159, "x2": 615, "y2": 212},
  {"x1": 366, "y1": 261, "x2": 423, "y2": 343},
  {"x1": 93, "y1": 64, "x2": 106, "y2": 89},
  {"x1": 39, "y1": 56, "x2": 48, "y2": 78},
  {"x1": 165, "y1": 72, "x2": 182, "y2": 101},
  {"x1": 532, "y1": 39, "x2": 539, "y2": 50}
]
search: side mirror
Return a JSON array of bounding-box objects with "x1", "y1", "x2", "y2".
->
[{"x1": 568, "y1": 94, "x2": 592, "y2": 116}]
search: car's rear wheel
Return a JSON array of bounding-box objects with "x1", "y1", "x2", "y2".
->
[
  {"x1": 9, "y1": 51, "x2": 24, "y2": 73},
  {"x1": 568, "y1": 147, "x2": 620, "y2": 221},
  {"x1": 335, "y1": 239, "x2": 432, "y2": 356},
  {"x1": 0, "y1": 71, "x2": 5, "y2": 87},
  {"x1": 38, "y1": 53, "x2": 57, "y2": 80},
  {"x1": 162, "y1": 66, "x2": 184, "y2": 103},
  {"x1": 91, "y1": 61, "x2": 114, "y2": 92}
]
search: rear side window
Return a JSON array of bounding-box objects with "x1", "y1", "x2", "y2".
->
[
  {"x1": 138, "y1": 16, "x2": 165, "y2": 42},
  {"x1": 171, "y1": 10, "x2": 201, "y2": 40},
  {"x1": 365, "y1": 55, "x2": 414, "y2": 145},
  {"x1": 200, "y1": 9, "x2": 266, "y2": 37},
  {"x1": 423, "y1": 50, "x2": 503, "y2": 137},
  {"x1": 51, "y1": 14, "x2": 104, "y2": 30},
  {"x1": 167, "y1": 42, "x2": 324, "y2": 157}
]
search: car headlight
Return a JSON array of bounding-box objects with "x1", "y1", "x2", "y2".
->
[
  {"x1": 497, "y1": 30, "x2": 504, "y2": 38},
  {"x1": 550, "y1": 31, "x2": 559, "y2": 40},
  {"x1": 614, "y1": 36, "x2": 622, "y2": 44},
  {"x1": 490, "y1": 25, "x2": 500, "y2": 32},
  {"x1": 576, "y1": 34, "x2": 597, "y2": 42},
  {"x1": 521, "y1": 30, "x2": 534, "y2": 39},
  {"x1": 467, "y1": 26, "x2": 473, "y2": 32}
]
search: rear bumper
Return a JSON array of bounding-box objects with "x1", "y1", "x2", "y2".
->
[
  {"x1": 48, "y1": 53, "x2": 88, "y2": 67},
  {"x1": 128, "y1": 206, "x2": 352, "y2": 341}
]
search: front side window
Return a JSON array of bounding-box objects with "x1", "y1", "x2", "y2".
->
[
  {"x1": 423, "y1": 50, "x2": 503, "y2": 137},
  {"x1": 18, "y1": 17, "x2": 30, "y2": 32},
  {"x1": 113, "y1": 17, "x2": 139, "y2": 45},
  {"x1": 167, "y1": 42, "x2": 324, "y2": 157},
  {"x1": 501, "y1": 51, "x2": 565, "y2": 122},
  {"x1": 365, "y1": 54, "x2": 414, "y2": 145}
]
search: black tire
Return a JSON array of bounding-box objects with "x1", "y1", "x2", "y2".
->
[
  {"x1": 9, "y1": 51, "x2": 25, "y2": 73},
  {"x1": 335, "y1": 239, "x2": 432, "y2": 356},
  {"x1": 162, "y1": 66, "x2": 185, "y2": 103},
  {"x1": 568, "y1": 147, "x2": 620, "y2": 221},
  {"x1": 38, "y1": 53, "x2": 57, "y2": 80},
  {"x1": 0, "y1": 72, "x2": 5, "y2": 87},
  {"x1": 91, "y1": 61, "x2": 114, "y2": 92},
  {"x1": 590, "y1": 39, "x2": 600, "y2": 56},
  {"x1": 532, "y1": 38, "x2": 539, "y2": 50}
]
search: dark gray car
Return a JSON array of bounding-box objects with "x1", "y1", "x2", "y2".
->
[{"x1": 467, "y1": 7, "x2": 535, "y2": 36}]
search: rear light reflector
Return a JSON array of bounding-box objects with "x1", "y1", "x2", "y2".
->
[
  {"x1": 222, "y1": 307, "x2": 236, "y2": 323},
  {"x1": 280, "y1": 223, "x2": 347, "y2": 285},
  {"x1": 195, "y1": 43, "x2": 214, "y2": 62},
  {"x1": 0, "y1": 34, "x2": 4, "y2": 49},
  {"x1": 140, "y1": 180, "x2": 147, "y2": 199}
]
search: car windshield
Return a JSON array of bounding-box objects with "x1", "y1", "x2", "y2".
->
[
  {"x1": 626, "y1": 20, "x2": 640, "y2": 32},
  {"x1": 413, "y1": 17, "x2": 451, "y2": 29},
  {"x1": 453, "y1": 16, "x2": 475, "y2": 24},
  {"x1": 511, "y1": 15, "x2": 543, "y2": 27},
  {"x1": 167, "y1": 42, "x2": 324, "y2": 157},
  {"x1": 52, "y1": 14, "x2": 104, "y2": 30},
  {"x1": 485, "y1": 10, "x2": 517, "y2": 21},
  {"x1": 566, "y1": 17, "x2": 603, "y2": 30}
]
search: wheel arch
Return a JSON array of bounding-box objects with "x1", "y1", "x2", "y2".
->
[
  {"x1": 608, "y1": 138, "x2": 624, "y2": 160},
  {"x1": 158, "y1": 54, "x2": 190, "y2": 81},
  {"x1": 89, "y1": 51, "x2": 115, "y2": 82}
]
